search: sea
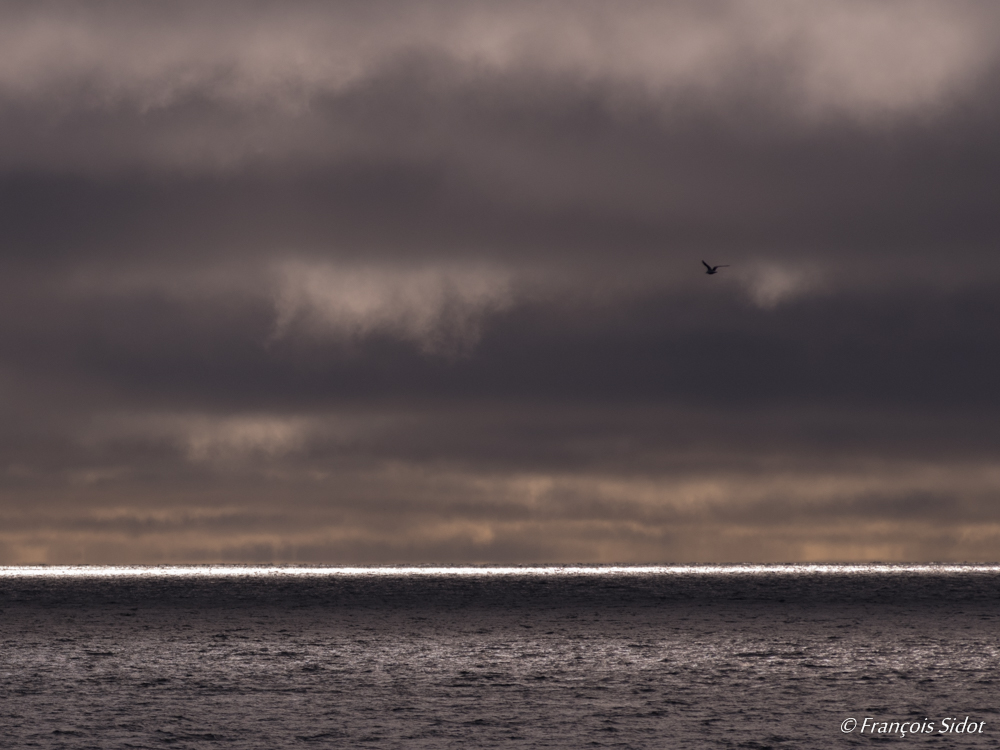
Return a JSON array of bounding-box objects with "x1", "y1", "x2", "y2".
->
[{"x1": 1, "y1": 565, "x2": 998, "y2": 749}]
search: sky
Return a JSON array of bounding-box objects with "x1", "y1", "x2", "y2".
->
[{"x1": 2, "y1": 0, "x2": 1000, "y2": 564}]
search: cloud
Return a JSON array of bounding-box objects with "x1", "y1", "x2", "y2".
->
[
  {"x1": 148, "y1": 414, "x2": 312, "y2": 464},
  {"x1": 270, "y1": 261, "x2": 514, "y2": 354},
  {"x1": 0, "y1": 1, "x2": 996, "y2": 172},
  {"x1": 741, "y1": 262, "x2": 824, "y2": 308},
  {"x1": 0, "y1": 1, "x2": 991, "y2": 113},
  {"x1": 2, "y1": 1, "x2": 1000, "y2": 563},
  {"x1": 85, "y1": 410, "x2": 401, "y2": 466},
  {"x1": 2, "y1": 436, "x2": 1000, "y2": 564}
]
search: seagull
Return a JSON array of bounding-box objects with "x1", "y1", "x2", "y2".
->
[{"x1": 702, "y1": 261, "x2": 729, "y2": 275}]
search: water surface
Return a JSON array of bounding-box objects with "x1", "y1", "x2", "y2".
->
[{"x1": 2, "y1": 565, "x2": 997, "y2": 748}]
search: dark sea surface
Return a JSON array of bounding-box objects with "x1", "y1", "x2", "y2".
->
[{"x1": 1, "y1": 565, "x2": 998, "y2": 749}]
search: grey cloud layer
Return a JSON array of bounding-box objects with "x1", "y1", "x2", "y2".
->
[
  {"x1": 2, "y1": 0, "x2": 999, "y2": 175},
  {"x1": 1, "y1": 1, "x2": 999, "y2": 563},
  {"x1": 5, "y1": 2, "x2": 993, "y2": 109}
]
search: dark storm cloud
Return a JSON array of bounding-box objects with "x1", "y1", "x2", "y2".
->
[
  {"x1": 2, "y1": 0, "x2": 1000, "y2": 267},
  {"x1": 4, "y1": 274, "x2": 1000, "y2": 414},
  {"x1": 4, "y1": 71, "x2": 1000, "y2": 268},
  {"x1": 2, "y1": 0, "x2": 1000, "y2": 563}
]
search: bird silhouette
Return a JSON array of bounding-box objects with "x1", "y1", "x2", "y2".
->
[{"x1": 702, "y1": 261, "x2": 729, "y2": 275}]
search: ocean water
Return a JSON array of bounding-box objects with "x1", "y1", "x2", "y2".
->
[{"x1": 1, "y1": 565, "x2": 998, "y2": 749}]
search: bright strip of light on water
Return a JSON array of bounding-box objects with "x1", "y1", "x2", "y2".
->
[{"x1": 1, "y1": 564, "x2": 999, "y2": 578}]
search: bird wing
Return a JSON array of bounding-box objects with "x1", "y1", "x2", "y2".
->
[{"x1": 702, "y1": 260, "x2": 712, "y2": 270}]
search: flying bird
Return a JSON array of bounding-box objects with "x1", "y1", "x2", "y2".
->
[{"x1": 702, "y1": 261, "x2": 729, "y2": 275}]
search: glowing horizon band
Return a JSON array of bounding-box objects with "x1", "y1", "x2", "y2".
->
[{"x1": 0, "y1": 564, "x2": 998, "y2": 577}]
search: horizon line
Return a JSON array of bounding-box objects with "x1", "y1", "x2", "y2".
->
[{"x1": 2, "y1": 563, "x2": 999, "y2": 577}]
